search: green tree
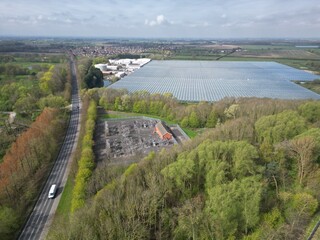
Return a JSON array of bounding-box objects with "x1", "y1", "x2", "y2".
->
[
  {"x1": 180, "y1": 116, "x2": 189, "y2": 128},
  {"x1": 206, "y1": 110, "x2": 218, "y2": 128},
  {"x1": 299, "y1": 101, "x2": 320, "y2": 123},
  {"x1": 239, "y1": 176, "x2": 262, "y2": 234},
  {"x1": 255, "y1": 110, "x2": 306, "y2": 144},
  {"x1": 189, "y1": 111, "x2": 200, "y2": 128},
  {"x1": 0, "y1": 207, "x2": 19, "y2": 240},
  {"x1": 39, "y1": 65, "x2": 54, "y2": 94},
  {"x1": 205, "y1": 181, "x2": 240, "y2": 239},
  {"x1": 84, "y1": 66, "x2": 104, "y2": 89},
  {"x1": 114, "y1": 97, "x2": 122, "y2": 111},
  {"x1": 37, "y1": 95, "x2": 67, "y2": 110}
]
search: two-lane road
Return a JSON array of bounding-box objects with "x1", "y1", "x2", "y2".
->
[{"x1": 18, "y1": 59, "x2": 81, "y2": 240}]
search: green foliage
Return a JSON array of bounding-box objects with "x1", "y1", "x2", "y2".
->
[
  {"x1": 123, "y1": 163, "x2": 138, "y2": 178},
  {"x1": 93, "y1": 56, "x2": 108, "y2": 64},
  {"x1": 290, "y1": 192, "x2": 318, "y2": 217},
  {"x1": 49, "y1": 94, "x2": 320, "y2": 240},
  {"x1": 279, "y1": 191, "x2": 319, "y2": 238},
  {"x1": 0, "y1": 108, "x2": 67, "y2": 239},
  {"x1": 206, "y1": 110, "x2": 218, "y2": 128},
  {"x1": 299, "y1": 101, "x2": 320, "y2": 123},
  {"x1": 71, "y1": 100, "x2": 97, "y2": 213},
  {"x1": 84, "y1": 66, "x2": 104, "y2": 89},
  {"x1": 205, "y1": 181, "x2": 240, "y2": 239},
  {"x1": 161, "y1": 151, "x2": 196, "y2": 195},
  {"x1": 37, "y1": 95, "x2": 67, "y2": 110},
  {"x1": 0, "y1": 207, "x2": 19, "y2": 240},
  {"x1": 189, "y1": 111, "x2": 200, "y2": 128},
  {"x1": 0, "y1": 83, "x2": 26, "y2": 111},
  {"x1": 39, "y1": 65, "x2": 54, "y2": 94},
  {"x1": 180, "y1": 116, "x2": 189, "y2": 128},
  {"x1": 255, "y1": 110, "x2": 306, "y2": 144}
]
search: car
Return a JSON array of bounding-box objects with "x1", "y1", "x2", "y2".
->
[{"x1": 48, "y1": 184, "x2": 57, "y2": 199}]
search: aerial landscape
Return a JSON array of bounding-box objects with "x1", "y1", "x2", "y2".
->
[{"x1": 0, "y1": 0, "x2": 320, "y2": 240}]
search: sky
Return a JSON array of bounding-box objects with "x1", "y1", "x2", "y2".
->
[{"x1": 0, "y1": 0, "x2": 320, "y2": 39}]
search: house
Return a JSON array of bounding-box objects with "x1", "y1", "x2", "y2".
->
[{"x1": 154, "y1": 121, "x2": 172, "y2": 140}]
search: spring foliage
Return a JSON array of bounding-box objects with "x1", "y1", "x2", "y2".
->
[
  {"x1": 49, "y1": 91, "x2": 320, "y2": 240},
  {"x1": 71, "y1": 100, "x2": 97, "y2": 213},
  {"x1": 0, "y1": 108, "x2": 66, "y2": 239}
]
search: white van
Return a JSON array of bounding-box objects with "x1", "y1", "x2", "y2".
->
[{"x1": 48, "y1": 184, "x2": 57, "y2": 199}]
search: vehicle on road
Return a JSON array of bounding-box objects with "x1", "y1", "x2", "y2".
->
[{"x1": 48, "y1": 184, "x2": 57, "y2": 199}]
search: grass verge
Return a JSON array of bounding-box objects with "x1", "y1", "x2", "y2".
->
[{"x1": 55, "y1": 178, "x2": 74, "y2": 219}]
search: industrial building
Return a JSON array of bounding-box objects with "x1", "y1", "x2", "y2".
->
[{"x1": 154, "y1": 121, "x2": 173, "y2": 140}]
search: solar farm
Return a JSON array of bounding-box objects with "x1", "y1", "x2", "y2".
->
[{"x1": 109, "y1": 60, "x2": 320, "y2": 102}]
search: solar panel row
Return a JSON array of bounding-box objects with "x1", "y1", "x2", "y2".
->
[{"x1": 109, "y1": 60, "x2": 320, "y2": 102}]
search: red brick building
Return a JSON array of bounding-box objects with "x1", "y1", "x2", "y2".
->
[{"x1": 154, "y1": 121, "x2": 172, "y2": 140}]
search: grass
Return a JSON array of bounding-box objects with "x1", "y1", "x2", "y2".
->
[
  {"x1": 181, "y1": 128, "x2": 197, "y2": 138},
  {"x1": 55, "y1": 177, "x2": 73, "y2": 219}
]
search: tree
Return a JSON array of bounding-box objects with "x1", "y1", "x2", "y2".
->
[
  {"x1": 224, "y1": 104, "x2": 239, "y2": 119},
  {"x1": 174, "y1": 196, "x2": 207, "y2": 240},
  {"x1": 84, "y1": 66, "x2": 104, "y2": 89},
  {"x1": 37, "y1": 95, "x2": 67, "y2": 110},
  {"x1": 39, "y1": 65, "x2": 54, "y2": 94},
  {"x1": 189, "y1": 111, "x2": 200, "y2": 128},
  {"x1": 0, "y1": 207, "x2": 19, "y2": 240},
  {"x1": 180, "y1": 117, "x2": 189, "y2": 128},
  {"x1": 299, "y1": 101, "x2": 320, "y2": 123},
  {"x1": 282, "y1": 192, "x2": 318, "y2": 238},
  {"x1": 255, "y1": 110, "x2": 306, "y2": 144},
  {"x1": 114, "y1": 97, "x2": 122, "y2": 111},
  {"x1": 239, "y1": 176, "x2": 262, "y2": 234},
  {"x1": 205, "y1": 181, "x2": 240, "y2": 239},
  {"x1": 286, "y1": 136, "x2": 317, "y2": 185},
  {"x1": 206, "y1": 110, "x2": 218, "y2": 128}
]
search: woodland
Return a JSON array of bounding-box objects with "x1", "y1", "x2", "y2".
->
[
  {"x1": 0, "y1": 54, "x2": 71, "y2": 239},
  {"x1": 49, "y1": 85, "x2": 320, "y2": 240}
]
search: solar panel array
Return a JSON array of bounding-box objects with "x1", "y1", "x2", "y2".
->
[{"x1": 109, "y1": 61, "x2": 320, "y2": 102}]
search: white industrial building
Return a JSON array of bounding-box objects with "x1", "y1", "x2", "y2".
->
[
  {"x1": 109, "y1": 58, "x2": 151, "y2": 68},
  {"x1": 95, "y1": 58, "x2": 151, "y2": 81},
  {"x1": 94, "y1": 63, "x2": 108, "y2": 71}
]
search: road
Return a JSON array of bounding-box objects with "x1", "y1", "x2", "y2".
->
[{"x1": 18, "y1": 59, "x2": 81, "y2": 240}]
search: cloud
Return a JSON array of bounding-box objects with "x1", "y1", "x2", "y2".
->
[{"x1": 145, "y1": 15, "x2": 172, "y2": 26}]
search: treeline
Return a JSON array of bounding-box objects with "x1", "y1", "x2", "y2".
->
[
  {"x1": 0, "y1": 108, "x2": 68, "y2": 239},
  {"x1": 0, "y1": 64, "x2": 30, "y2": 76},
  {"x1": 94, "y1": 88, "x2": 305, "y2": 129},
  {"x1": 49, "y1": 92, "x2": 320, "y2": 240},
  {"x1": 71, "y1": 100, "x2": 97, "y2": 212}
]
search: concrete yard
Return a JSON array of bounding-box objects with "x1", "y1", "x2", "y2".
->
[{"x1": 94, "y1": 117, "x2": 186, "y2": 166}]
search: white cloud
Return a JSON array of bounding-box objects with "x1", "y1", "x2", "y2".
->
[{"x1": 145, "y1": 14, "x2": 172, "y2": 26}]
